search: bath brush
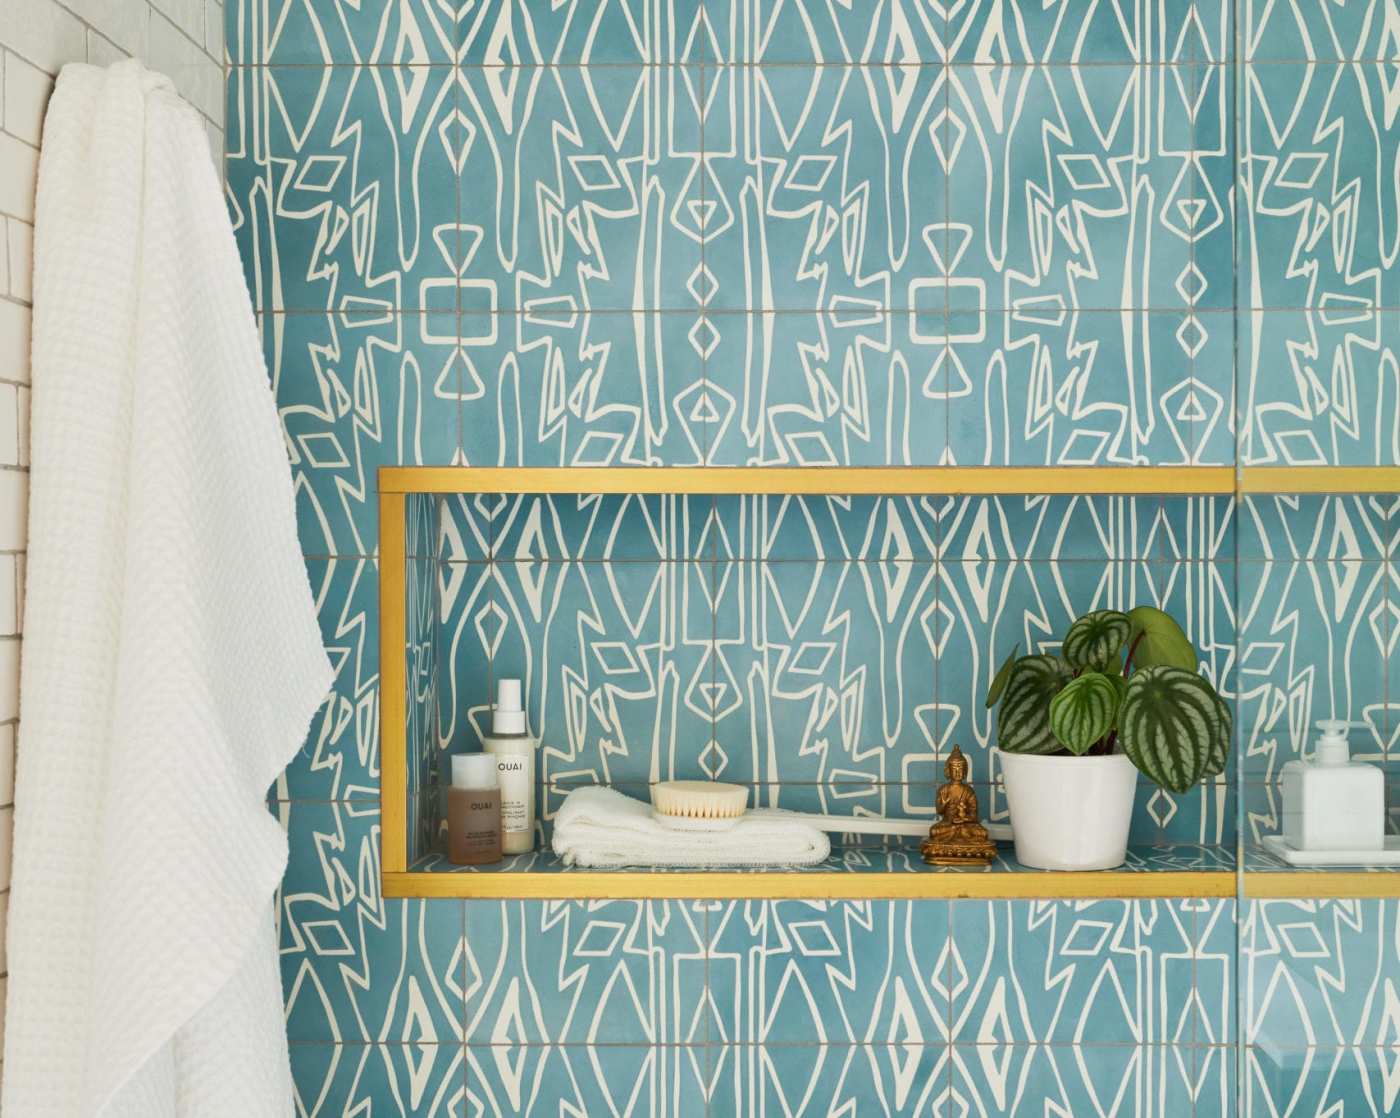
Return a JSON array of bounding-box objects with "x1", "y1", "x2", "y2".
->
[{"x1": 650, "y1": 780, "x2": 948, "y2": 837}]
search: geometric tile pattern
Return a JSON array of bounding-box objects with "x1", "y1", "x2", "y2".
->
[
  {"x1": 1237, "y1": 495, "x2": 1397, "y2": 851},
  {"x1": 226, "y1": 0, "x2": 1400, "y2": 1112},
  {"x1": 430, "y1": 492, "x2": 1239, "y2": 845},
  {"x1": 1242, "y1": 898, "x2": 1400, "y2": 1117},
  {"x1": 278, "y1": 799, "x2": 1238, "y2": 1114}
]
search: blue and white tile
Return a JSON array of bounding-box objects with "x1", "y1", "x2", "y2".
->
[
  {"x1": 437, "y1": 493, "x2": 496, "y2": 562},
  {"x1": 938, "y1": 495, "x2": 1161, "y2": 562},
  {"x1": 702, "y1": 66, "x2": 948, "y2": 313},
  {"x1": 463, "y1": 899, "x2": 707, "y2": 1044},
  {"x1": 434, "y1": 559, "x2": 495, "y2": 758},
  {"x1": 407, "y1": 544, "x2": 442, "y2": 859},
  {"x1": 1244, "y1": 899, "x2": 1400, "y2": 1048},
  {"x1": 230, "y1": 67, "x2": 462, "y2": 314},
  {"x1": 277, "y1": 557, "x2": 381, "y2": 801},
  {"x1": 1154, "y1": 495, "x2": 1237, "y2": 564},
  {"x1": 460, "y1": 0, "x2": 705, "y2": 64},
  {"x1": 278, "y1": 801, "x2": 466, "y2": 1043},
  {"x1": 1190, "y1": 309, "x2": 1236, "y2": 465},
  {"x1": 950, "y1": 1044, "x2": 1198, "y2": 1117},
  {"x1": 711, "y1": 559, "x2": 939, "y2": 785},
  {"x1": 1245, "y1": 1046, "x2": 1400, "y2": 1117},
  {"x1": 457, "y1": 312, "x2": 706, "y2": 468},
  {"x1": 1245, "y1": 1, "x2": 1400, "y2": 61},
  {"x1": 1191, "y1": 64, "x2": 1235, "y2": 313},
  {"x1": 261, "y1": 311, "x2": 459, "y2": 554},
  {"x1": 233, "y1": 0, "x2": 459, "y2": 64},
  {"x1": 439, "y1": 559, "x2": 714, "y2": 782},
  {"x1": 950, "y1": 310, "x2": 1203, "y2": 467},
  {"x1": 1238, "y1": 494, "x2": 1391, "y2": 562},
  {"x1": 289, "y1": 1043, "x2": 466, "y2": 1117},
  {"x1": 1385, "y1": 557, "x2": 1399, "y2": 764},
  {"x1": 708, "y1": 1044, "x2": 949, "y2": 1116},
  {"x1": 707, "y1": 0, "x2": 947, "y2": 64},
  {"x1": 491, "y1": 492, "x2": 713, "y2": 562},
  {"x1": 456, "y1": 66, "x2": 702, "y2": 313},
  {"x1": 1195, "y1": 1041, "x2": 1236, "y2": 1118},
  {"x1": 1235, "y1": 559, "x2": 1387, "y2": 791},
  {"x1": 1239, "y1": 308, "x2": 1398, "y2": 467},
  {"x1": 466, "y1": 1044, "x2": 708, "y2": 1117},
  {"x1": 951, "y1": 900, "x2": 1198, "y2": 1046},
  {"x1": 1192, "y1": 898, "x2": 1239, "y2": 1048},
  {"x1": 949, "y1": 0, "x2": 1231, "y2": 64},
  {"x1": 712, "y1": 493, "x2": 941, "y2": 562},
  {"x1": 225, "y1": 64, "x2": 263, "y2": 298},
  {"x1": 1239, "y1": 62, "x2": 1392, "y2": 310},
  {"x1": 705, "y1": 899, "x2": 952, "y2": 1044},
  {"x1": 705, "y1": 310, "x2": 949, "y2": 467},
  {"x1": 947, "y1": 65, "x2": 1194, "y2": 315}
]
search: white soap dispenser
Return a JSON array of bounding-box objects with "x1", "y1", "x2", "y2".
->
[{"x1": 1281, "y1": 720, "x2": 1383, "y2": 852}]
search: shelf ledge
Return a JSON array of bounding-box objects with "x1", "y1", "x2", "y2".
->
[
  {"x1": 380, "y1": 466, "x2": 1238, "y2": 496},
  {"x1": 383, "y1": 869, "x2": 1236, "y2": 900},
  {"x1": 383, "y1": 465, "x2": 1400, "y2": 497},
  {"x1": 386, "y1": 844, "x2": 1238, "y2": 899}
]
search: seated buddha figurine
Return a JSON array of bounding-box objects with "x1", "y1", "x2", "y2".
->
[{"x1": 921, "y1": 746, "x2": 997, "y2": 866}]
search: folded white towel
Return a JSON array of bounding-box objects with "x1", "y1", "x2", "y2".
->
[{"x1": 552, "y1": 787, "x2": 831, "y2": 868}]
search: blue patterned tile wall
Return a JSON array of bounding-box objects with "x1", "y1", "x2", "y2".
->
[
  {"x1": 227, "y1": 0, "x2": 1400, "y2": 1112},
  {"x1": 430, "y1": 492, "x2": 1235, "y2": 846}
]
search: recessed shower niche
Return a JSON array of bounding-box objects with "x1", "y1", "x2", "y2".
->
[{"x1": 379, "y1": 466, "x2": 1400, "y2": 900}]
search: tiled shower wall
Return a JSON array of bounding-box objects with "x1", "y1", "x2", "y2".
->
[
  {"x1": 0, "y1": 0, "x2": 224, "y2": 1081},
  {"x1": 430, "y1": 491, "x2": 1238, "y2": 847},
  {"x1": 226, "y1": 2, "x2": 1400, "y2": 1113}
]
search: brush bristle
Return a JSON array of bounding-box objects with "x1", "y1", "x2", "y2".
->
[{"x1": 651, "y1": 780, "x2": 749, "y2": 819}]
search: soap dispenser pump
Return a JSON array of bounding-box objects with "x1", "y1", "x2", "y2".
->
[{"x1": 1281, "y1": 720, "x2": 1383, "y2": 852}]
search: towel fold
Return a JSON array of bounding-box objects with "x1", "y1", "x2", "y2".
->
[{"x1": 552, "y1": 787, "x2": 831, "y2": 868}]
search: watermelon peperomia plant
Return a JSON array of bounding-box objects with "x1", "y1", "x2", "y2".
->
[{"x1": 984, "y1": 606, "x2": 1231, "y2": 794}]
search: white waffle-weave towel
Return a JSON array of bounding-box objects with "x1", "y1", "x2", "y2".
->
[
  {"x1": 2, "y1": 60, "x2": 332, "y2": 1117},
  {"x1": 552, "y1": 786, "x2": 831, "y2": 868}
]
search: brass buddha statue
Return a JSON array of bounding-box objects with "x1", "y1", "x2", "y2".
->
[{"x1": 921, "y1": 746, "x2": 997, "y2": 866}]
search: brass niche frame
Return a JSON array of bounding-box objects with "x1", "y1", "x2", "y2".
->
[{"x1": 377, "y1": 465, "x2": 1400, "y2": 900}]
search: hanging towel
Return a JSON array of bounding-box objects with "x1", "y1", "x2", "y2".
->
[
  {"x1": 2, "y1": 61, "x2": 332, "y2": 1117},
  {"x1": 552, "y1": 787, "x2": 831, "y2": 868}
]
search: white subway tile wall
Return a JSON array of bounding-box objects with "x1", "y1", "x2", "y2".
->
[{"x1": 0, "y1": 0, "x2": 224, "y2": 1083}]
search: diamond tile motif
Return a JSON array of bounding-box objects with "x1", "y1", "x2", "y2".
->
[{"x1": 227, "y1": 2, "x2": 1400, "y2": 1114}]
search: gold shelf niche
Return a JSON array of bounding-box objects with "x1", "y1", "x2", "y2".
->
[{"x1": 378, "y1": 464, "x2": 1400, "y2": 902}]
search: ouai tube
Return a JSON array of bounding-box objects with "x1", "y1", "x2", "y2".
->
[{"x1": 481, "y1": 678, "x2": 538, "y2": 854}]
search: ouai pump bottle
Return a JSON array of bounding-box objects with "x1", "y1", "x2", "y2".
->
[{"x1": 482, "y1": 679, "x2": 537, "y2": 854}]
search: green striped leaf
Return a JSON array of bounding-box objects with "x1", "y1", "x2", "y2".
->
[
  {"x1": 997, "y1": 655, "x2": 1072, "y2": 755},
  {"x1": 1202, "y1": 688, "x2": 1232, "y2": 778},
  {"x1": 1126, "y1": 606, "x2": 1197, "y2": 671},
  {"x1": 1119, "y1": 666, "x2": 1226, "y2": 793},
  {"x1": 1049, "y1": 672, "x2": 1120, "y2": 755},
  {"x1": 1062, "y1": 610, "x2": 1131, "y2": 671},
  {"x1": 984, "y1": 644, "x2": 1019, "y2": 708}
]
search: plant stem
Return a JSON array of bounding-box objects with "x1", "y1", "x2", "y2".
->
[{"x1": 1122, "y1": 632, "x2": 1146, "y2": 676}]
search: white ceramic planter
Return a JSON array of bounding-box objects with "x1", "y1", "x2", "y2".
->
[{"x1": 996, "y1": 749, "x2": 1138, "y2": 870}]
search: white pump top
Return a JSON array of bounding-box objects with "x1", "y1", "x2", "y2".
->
[
  {"x1": 1315, "y1": 720, "x2": 1359, "y2": 765},
  {"x1": 452, "y1": 753, "x2": 498, "y2": 789},
  {"x1": 492, "y1": 678, "x2": 527, "y2": 735}
]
